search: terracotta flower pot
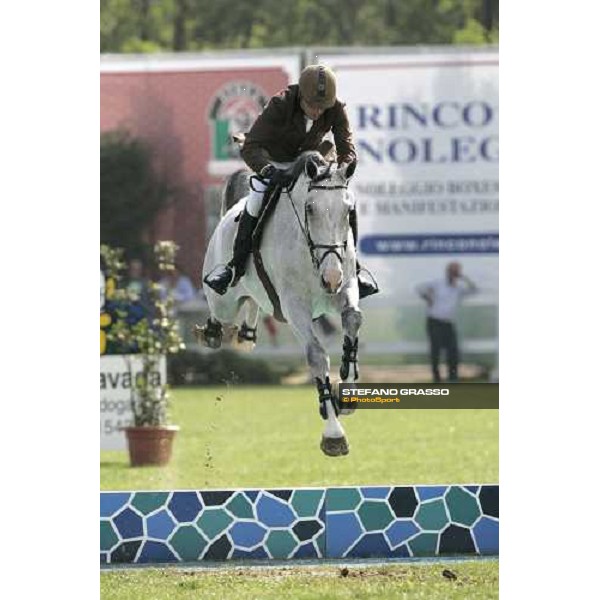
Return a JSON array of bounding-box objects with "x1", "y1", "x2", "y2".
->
[{"x1": 124, "y1": 425, "x2": 179, "y2": 467}]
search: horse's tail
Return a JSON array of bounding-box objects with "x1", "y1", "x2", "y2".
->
[{"x1": 221, "y1": 168, "x2": 251, "y2": 218}]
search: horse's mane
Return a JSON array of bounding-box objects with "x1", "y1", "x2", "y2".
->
[{"x1": 283, "y1": 151, "x2": 330, "y2": 186}]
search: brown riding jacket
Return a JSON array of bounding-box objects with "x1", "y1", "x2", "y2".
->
[{"x1": 240, "y1": 84, "x2": 357, "y2": 173}]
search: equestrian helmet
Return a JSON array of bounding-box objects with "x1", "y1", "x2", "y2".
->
[{"x1": 299, "y1": 65, "x2": 337, "y2": 109}]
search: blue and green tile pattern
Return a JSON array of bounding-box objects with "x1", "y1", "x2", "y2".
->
[
  {"x1": 326, "y1": 485, "x2": 498, "y2": 558},
  {"x1": 100, "y1": 485, "x2": 498, "y2": 564},
  {"x1": 101, "y1": 488, "x2": 326, "y2": 564}
]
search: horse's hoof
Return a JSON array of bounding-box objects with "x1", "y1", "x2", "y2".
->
[
  {"x1": 320, "y1": 435, "x2": 349, "y2": 457},
  {"x1": 339, "y1": 405, "x2": 356, "y2": 416}
]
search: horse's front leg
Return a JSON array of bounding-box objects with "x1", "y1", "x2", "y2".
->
[
  {"x1": 336, "y1": 288, "x2": 363, "y2": 415},
  {"x1": 340, "y1": 306, "x2": 362, "y2": 382},
  {"x1": 284, "y1": 302, "x2": 349, "y2": 457}
]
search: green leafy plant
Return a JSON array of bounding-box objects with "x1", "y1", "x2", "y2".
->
[{"x1": 102, "y1": 241, "x2": 185, "y2": 426}]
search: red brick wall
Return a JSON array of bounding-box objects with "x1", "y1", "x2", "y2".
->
[{"x1": 101, "y1": 65, "x2": 290, "y2": 283}]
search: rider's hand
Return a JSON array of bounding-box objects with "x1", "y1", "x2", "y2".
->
[
  {"x1": 260, "y1": 164, "x2": 293, "y2": 187},
  {"x1": 260, "y1": 164, "x2": 277, "y2": 179}
]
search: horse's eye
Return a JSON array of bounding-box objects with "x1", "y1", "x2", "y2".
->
[{"x1": 306, "y1": 204, "x2": 314, "y2": 215}]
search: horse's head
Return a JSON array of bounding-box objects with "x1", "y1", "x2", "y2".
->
[{"x1": 293, "y1": 153, "x2": 357, "y2": 295}]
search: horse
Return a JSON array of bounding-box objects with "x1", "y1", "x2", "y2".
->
[{"x1": 196, "y1": 151, "x2": 362, "y2": 457}]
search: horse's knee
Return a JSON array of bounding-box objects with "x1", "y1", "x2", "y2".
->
[
  {"x1": 307, "y1": 341, "x2": 328, "y2": 374},
  {"x1": 342, "y1": 307, "x2": 362, "y2": 335}
]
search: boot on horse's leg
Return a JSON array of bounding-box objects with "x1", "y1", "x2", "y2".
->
[
  {"x1": 349, "y1": 208, "x2": 379, "y2": 299},
  {"x1": 203, "y1": 209, "x2": 258, "y2": 295},
  {"x1": 316, "y1": 376, "x2": 349, "y2": 457},
  {"x1": 194, "y1": 317, "x2": 224, "y2": 349}
]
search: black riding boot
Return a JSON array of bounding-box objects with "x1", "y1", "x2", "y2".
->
[
  {"x1": 203, "y1": 209, "x2": 258, "y2": 295},
  {"x1": 349, "y1": 208, "x2": 379, "y2": 299}
]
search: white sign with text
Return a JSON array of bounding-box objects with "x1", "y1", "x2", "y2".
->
[
  {"x1": 100, "y1": 354, "x2": 166, "y2": 451},
  {"x1": 319, "y1": 51, "x2": 499, "y2": 303}
]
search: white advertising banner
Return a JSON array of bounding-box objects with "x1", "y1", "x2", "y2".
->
[
  {"x1": 318, "y1": 51, "x2": 499, "y2": 306},
  {"x1": 100, "y1": 354, "x2": 167, "y2": 451}
]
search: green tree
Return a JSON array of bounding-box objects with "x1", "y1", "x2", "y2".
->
[
  {"x1": 100, "y1": 130, "x2": 172, "y2": 257},
  {"x1": 100, "y1": 0, "x2": 499, "y2": 53}
]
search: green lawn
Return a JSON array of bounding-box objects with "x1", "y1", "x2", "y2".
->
[
  {"x1": 101, "y1": 386, "x2": 498, "y2": 490},
  {"x1": 100, "y1": 560, "x2": 498, "y2": 599}
]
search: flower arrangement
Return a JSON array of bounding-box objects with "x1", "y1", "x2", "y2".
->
[{"x1": 101, "y1": 241, "x2": 185, "y2": 427}]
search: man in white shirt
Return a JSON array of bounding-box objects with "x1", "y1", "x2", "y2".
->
[{"x1": 416, "y1": 262, "x2": 477, "y2": 382}]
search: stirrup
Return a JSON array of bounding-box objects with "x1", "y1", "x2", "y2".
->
[
  {"x1": 203, "y1": 265, "x2": 234, "y2": 296},
  {"x1": 357, "y1": 266, "x2": 379, "y2": 299}
]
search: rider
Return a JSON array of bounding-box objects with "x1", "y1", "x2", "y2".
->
[{"x1": 204, "y1": 64, "x2": 379, "y2": 299}]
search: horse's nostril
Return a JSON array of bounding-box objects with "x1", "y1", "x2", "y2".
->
[{"x1": 321, "y1": 277, "x2": 340, "y2": 294}]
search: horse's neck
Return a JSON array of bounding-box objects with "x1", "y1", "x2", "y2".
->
[
  {"x1": 272, "y1": 184, "x2": 304, "y2": 227},
  {"x1": 285, "y1": 184, "x2": 307, "y2": 216},
  {"x1": 264, "y1": 187, "x2": 311, "y2": 266}
]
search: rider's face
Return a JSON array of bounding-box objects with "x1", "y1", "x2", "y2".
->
[{"x1": 300, "y1": 98, "x2": 325, "y2": 121}]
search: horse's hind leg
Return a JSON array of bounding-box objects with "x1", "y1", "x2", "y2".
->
[
  {"x1": 232, "y1": 297, "x2": 260, "y2": 352},
  {"x1": 194, "y1": 317, "x2": 224, "y2": 349},
  {"x1": 195, "y1": 292, "x2": 239, "y2": 349}
]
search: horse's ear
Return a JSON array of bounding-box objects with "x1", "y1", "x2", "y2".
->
[
  {"x1": 305, "y1": 159, "x2": 319, "y2": 180},
  {"x1": 343, "y1": 159, "x2": 357, "y2": 179}
]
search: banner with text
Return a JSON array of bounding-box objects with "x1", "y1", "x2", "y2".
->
[{"x1": 318, "y1": 51, "x2": 499, "y2": 304}]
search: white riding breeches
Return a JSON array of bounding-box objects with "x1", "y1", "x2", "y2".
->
[{"x1": 245, "y1": 161, "x2": 293, "y2": 217}]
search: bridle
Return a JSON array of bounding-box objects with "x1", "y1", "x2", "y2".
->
[{"x1": 287, "y1": 178, "x2": 349, "y2": 272}]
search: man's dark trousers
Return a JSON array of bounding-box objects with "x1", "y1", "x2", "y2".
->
[{"x1": 426, "y1": 317, "x2": 459, "y2": 382}]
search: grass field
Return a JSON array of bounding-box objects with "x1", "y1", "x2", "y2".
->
[
  {"x1": 101, "y1": 385, "x2": 498, "y2": 490},
  {"x1": 100, "y1": 560, "x2": 499, "y2": 599},
  {"x1": 101, "y1": 385, "x2": 498, "y2": 598}
]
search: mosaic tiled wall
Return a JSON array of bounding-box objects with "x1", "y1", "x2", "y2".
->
[
  {"x1": 100, "y1": 485, "x2": 498, "y2": 565},
  {"x1": 101, "y1": 489, "x2": 326, "y2": 564},
  {"x1": 326, "y1": 485, "x2": 498, "y2": 558}
]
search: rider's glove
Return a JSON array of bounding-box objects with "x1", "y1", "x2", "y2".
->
[
  {"x1": 260, "y1": 164, "x2": 277, "y2": 179},
  {"x1": 260, "y1": 164, "x2": 293, "y2": 187}
]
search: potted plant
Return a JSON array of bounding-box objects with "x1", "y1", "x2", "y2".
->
[{"x1": 101, "y1": 241, "x2": 185, "y2": 466}]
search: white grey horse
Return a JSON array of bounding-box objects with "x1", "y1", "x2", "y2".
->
[{"x1": 196, "y1": 151, "x2": 362, "y2": 457}]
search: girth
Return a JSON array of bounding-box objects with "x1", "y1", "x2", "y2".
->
[{"x1": 250, "y1": 181, "x2": 287, "y2": 323}]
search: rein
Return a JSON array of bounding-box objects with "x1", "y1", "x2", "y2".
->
[
  {"x1": 250, "y1": 164, "x2": 350, "y2": 273},
  {"x1": 286, "y1": 180, "x2": 349, "y2": 271}
]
